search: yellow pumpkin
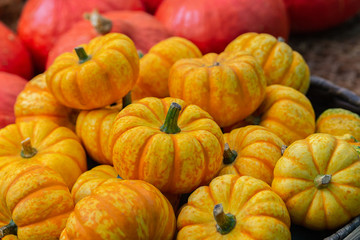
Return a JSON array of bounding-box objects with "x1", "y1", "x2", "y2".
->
[
  {"x1": 46, "y1": 33, "x2": 139, "y2": 110},
  {"x1": 177, "y1": 174, "x2": 291, "y2": 239},
  {"x1": 219, "y1": 125, "x2": 285, "y2": 185},
  {"x1": 168, "y1": 51, "x2": 267, "y2": 127},
  {"x1": 108, "y1": 97, "x2": 224, "y2": 194},
  {"x1": 225, "y1": 32, "x2": 310, "y2": 93},
  {"x1": 272, "y1": 133, "x2": 360, "y2": 230}
]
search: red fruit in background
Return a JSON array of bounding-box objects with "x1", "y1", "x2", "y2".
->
[
  {"x1": 0, "y1": 22, "x2": 33, "y2": 79},
  {"x1": 17, "y1": 0, "x2": 145, "y2": 72},
  {"x1": 283, "y1": 0, "x2": 360, "y2": 33},
  {"x1": 141, "y1": 0, "x2": 164, "y2": 14},
  {"x1": 155, "y1": 0, "x2": 289, "y2": 54},
  {"x1": 0, "y1": 72, "x2": 27, "y2": 128},
  {"x1": 46, "y1": 10, "x2": 171, "y2": 68}
]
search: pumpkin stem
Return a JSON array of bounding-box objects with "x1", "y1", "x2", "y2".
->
[
  {"x1": 0, "y1": 220, "x2": 17, "y2": 238},
  {"x1": 75, "y1": 47, "x2": 91, "y2": 64},
  {"x1": 21, "y1": 137, "x2": 37, "y2": 158},
  {"x1": 314, "y1": 174, "x2": 332, "y2": 189},
  {"x1": 84, "y1": 9, "x2": 112, "y2": 35},
  {"x1": 281, "y1": 145, "x2": 288, "y2": 155},
  {"x1": 137, "y1": 50, "x2": 144, "y2": 59},
  {"x1": 122, "y1": 91, "x2": 132, "y2": 109},
  {"x1": 278, "y1": 36, "x2": 285, "y2": 42},
  {"x1": 223, "y1": 143, "x2": 237, "y2": 165},
  {"x1": 160, "y1": 102, "x2": 181, "y2": 134},
  {"x1": 213, "y1": 203, "x2": 236, "y2": 235}
]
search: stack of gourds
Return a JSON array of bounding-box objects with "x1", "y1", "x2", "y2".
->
[{"x1": 0, "y1": 31, "x2": 359, "y2": 240}]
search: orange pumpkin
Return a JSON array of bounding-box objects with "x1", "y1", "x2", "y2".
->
[
  {"x1": 60, "y1": 179, "x2": 176, "y2": 239},
  {"x1": 131, "y1": 36, "x2": 202, "y2": 100},
  {"x1": 0, "y1": 161, "x2": 74, "y2": 240},
  {"x1": 108, "y1": 97, "x2": 224, "y2": 194},
  {"x1": 46, "y1": 33, "x2": 139, "y2": 110},
  {"x1": 0, "y1": 120, "x2": 87, "y2": 189},
  {"x1": 168, "y1": 51, "x2": 267, "y2": 127},
  {"x1": 272, "y1": 133, "x2": 360, "y2": 230},
  {"x1": 177, "y1": 174, "x2": 291, "y2": 239},
  {"x1": 316, "y1": 108, "x2": 360, "y2": 140},
  {"x1": 14, "y1": 73, "x2": 77, "y2": 131},
  {"x1": 253, "y1": 84, "x2": 315, "y2": 145},
  {"x1": 225, "y1": 32, "x2": 310, "y2": 93},
  {"x1": 219, "y1": 125, "x2": 285, "y2": 185}
]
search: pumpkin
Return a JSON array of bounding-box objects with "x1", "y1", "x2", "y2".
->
[
  {"x1": 283, "y1": 0, "x2": 360, "y2": 33},
  {"x1": 225, "y1": 32, "x2": 310, "y2": 93},
  {"x1": 0, "y1": 161, "x2": 74, "y2": 240},
  {"x1": 17, "y1": 0, "x2": 145, "y2": 71},
  {"x1": 1, "y1": 235, "x2": 18, "y2": 240},
  {"x1": 155, "y1": 0, "x2": 289, "y2": 54},
  {"x1": 46, "y1": 33, "x2": 139, "y2": 110},
  {"x1": 131, "y1": 36, "x2": 202, "y2": 100},
  {"x1": 14, "y1": 73, "x2": 77, "y2": 131},
  {"x1": 0, "y1": 72, "x2": 27, "y2": 129},
  {"x1": 219, "y1": 125, "x2": 285, "y2": 185},
  {"x1": 253, "y1": 84, "x2": 316, "y2": 145},
  {"x1": 0, "y1": 120, "x2": 87, "y2": 189},
  {"x1": 60, "y1": 179, "x2": 176, "y2": 239},
  {"x1": 46, "y1": 10, "x2": 171, "y2": 68},
  {"x1": 168, "y1": 51, "x2": 267, "y2": 127},
  {"x1": 0, "y1": 22, "x2": 33, "y2": 79},
  {"x1": 177, "y1": 174, "x2": 291, "y2": 239},
  {"x1": 108, "y1": 97, "x2": 224, "y2": 194},
  {"x1": 272, "y1": 133, "x2": 360, "y2": 230},
  {"x1": 316, "y1": 108, "x2": 360, "y2": 140}
]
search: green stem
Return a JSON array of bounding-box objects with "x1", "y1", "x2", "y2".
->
[
  {"x1": 223, "y1": 143, "x2": 237, "y2": 165},
  {"x1": 160, "y1": 102, "x2": 182, "y2": 134},
  {"x1": 21, "y1": 137, "x2": 37, "y2": 158},
  {"x1": 281, "y1": 145, "x2": 288, "y2": 155},
  {"x1": 137, "y1": 50, "x2": 144, "y2": 59},
  {"x1": 75, "y1": 47, "x2": 91, "y2": 64},
  {"x1": 213, "y1": 203, "x2": 236, "y2": 235},
  {"x1": 122, "y1": 91, "x2": 132, "y2": 109},
  {"x1": 0, "y1": 220, "x2": 17, "y2": 238},
  {"x1": 314, "y1": 174, "x2": 332, "y2": 189}
]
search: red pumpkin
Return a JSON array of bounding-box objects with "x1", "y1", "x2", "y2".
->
[
  {"x1": 0, "y1": 72, "x2": 27, "y2": 128},
  {"x1": 0, "y1": 22, "x2": 33, "y2": 79},
  {"x1": 46, "y1": 10, "x2": 171, "y2": 68},
  {"x1": 283, "y1": 0, "x2": 360, "y2": 33},
  {"x1": 17, "y1": 0, "x2": 145, "y2": 72},
  {"x1": 155, "y1": 0, "x2": 289, "y2": 54}
]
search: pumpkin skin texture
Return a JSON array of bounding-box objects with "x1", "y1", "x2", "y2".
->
[
  {"x1": 316, "y1": 108, "x2": 360, "y2": 140},
  {"x1": 283, "y1": 0, "x2": 360, "y2": 33},
  {"x1": 131, "y1": 37, "x2": 202, "y2": 100},
  {"x1": 155, "y1": 0, "x2": 289, "y2": 54},
  {"x1": 108, "y1": 97, "x2": 224, "y2": 194},
  {"x1": 0, "y1": 161, "x2": 74, "y2": 240},
  {"x1": 169, "y1": 51, "x2": 267, "y2": 128},
  {"x1": 272, "y1": 133, "x2": 360, "y2": 230},
  {"x1": 254, "y1": 84, "x2": 316, "y2": 145},
  {"x1": 219, "y1": 125, "x2": 285, "y2": 185},
  {"x1": 46, "y1": 10, "x2": 171, "y2": 68},
  {"x1": 0, "y1": 22, "x2": 33, "y2": 79},
  {"x1": 17, "y1": 0, "x2": 145, "y2": 72},
  {"x1": 177, "y1": 174, "x2": 291, "y2": 239},
  {"x1": 0, "y1": 72, "x2": 27, "y2": 129},
  {"x1": 46, "y1": 33, "x2": 139, "y2": 110},
  {"x1": 225, "y1": 32, "x2": 310, "y2": 94},
  {"x1": 14, "y1": 73, "x2": 77, "y2": 131},
  {"x1": 60, "y1": 179, "x2": 176, "y2": 240},
  {"x1": 0, "y1": 120, "x2": 87, "y2": 189}
]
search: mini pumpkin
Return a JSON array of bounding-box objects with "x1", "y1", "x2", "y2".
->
[
  {"x1": 225, "y1": 32, "x2": 310, "y2": 93},
  {"x1": 168, "y1": 51, "x2": 267, "y2": 127},
  {"x1": 219, "y1": 125, "x2": 285, "y2": 185},
  {"x1": 108, "y1": 97, "x2": 224, "y2": 194},
  {"x1": 60, "y1": 179, "x2": 176, "y2": 239},
  {"x1": 272, "y1": 133, "x2": 360, "y2": 230},
  {"x1": 177, "y1": 174, "x2": 291, "y2": 239},
  {"x1": 46, "y1": 33, "x2": 139, "y2": 110}
]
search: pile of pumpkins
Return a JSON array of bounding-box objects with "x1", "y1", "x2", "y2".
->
[{"x1": 0, "y1": 28, "x2": 359, "y2": 240}]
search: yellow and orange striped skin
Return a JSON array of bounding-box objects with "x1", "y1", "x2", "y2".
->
[
  {"x1": 60, "y1": 179, "x2": 176, "y2": 240},
  {"x1": 109, "y1": 97, "x2": 224, "y2": 194}
]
